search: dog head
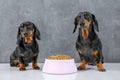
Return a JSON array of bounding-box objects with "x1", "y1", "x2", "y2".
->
[
  {"x1": 17, "y1": 21, "x2": 40, "y2": 44},
  {"x1": 73, "y1": 11, "x2": 99, "y2": 38}
]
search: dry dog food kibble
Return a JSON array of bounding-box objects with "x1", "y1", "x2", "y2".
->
[{"x1": 48, "y1": 55, "x2": 72, "y2": 59}]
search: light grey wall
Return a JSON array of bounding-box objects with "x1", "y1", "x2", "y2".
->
[{"x1": 0, "y1": 0, "x2": 120, "y2": 63}]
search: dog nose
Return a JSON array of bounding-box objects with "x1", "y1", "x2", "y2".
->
[
  {"x1": 80, "y1": 22, "x2": 84, "y2": 26},
  {"x1": 24, "y1": 33, "x2": 28, "y2": 36}
]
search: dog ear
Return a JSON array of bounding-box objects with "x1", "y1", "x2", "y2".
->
[
  {"x1": 34, "y1": 24, "x2": 41, "y2": 40},
  {"x1": 92, "y1": 14, "x2": 99, "y2": 32},
  {"x1": 16, "y1": 27, "x2": 21, "y2": 45},
  {"x1": 73, "y1": 16, "x2": 78, "y2": 33}
]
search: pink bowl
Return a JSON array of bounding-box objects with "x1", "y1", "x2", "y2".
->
[{"x1": 42, "y1": 59, "x2": 77, "y2": 74}]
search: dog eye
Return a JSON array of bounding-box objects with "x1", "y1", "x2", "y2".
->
[
  {"x1": 84, "y1": 15, "x2": 91, "y2": 21},
  {"x1": 78, "y1": 16, "x2": 81, "y2": 19},
  {"x1": 84, "y1": 14, "x2": 88, "y2": 18},
  {"x1": 19, "y1": 28, "x2": 24, "y2": 32}
]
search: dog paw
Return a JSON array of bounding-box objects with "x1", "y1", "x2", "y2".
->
[
  {"x1": 33, "y1": 66, "x2": 40, "y2": 70},
  {"x1": 19, "y1": 68, "x2": 26, "y2": 71},
  {"x1": 77, "y1": 66, "x2": 86, "y2": 70},
  {"x1": 98, "y1": 68, "x2": 106, "y2": 72}
]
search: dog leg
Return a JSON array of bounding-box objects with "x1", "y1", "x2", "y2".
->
[
  {"x1": 19, "y1": 64, "x2": 26, "y2": 71},
  {"x1": 10, "y1": 56, "x2": 19, "y2": 67},
  {"x1": 32, "y1": 55, "x2": 40, "y2": 70},
  {"x1": 96, "y1": 62, "x2": 106, "y2": 72},
  {"x1": 77, "y1": 49, "x2": 87, "y2": 70},
  {"x1": 13, "y1": 60, "x2": 19, "y2": 67},
  {"x1": 10, "y1": 60, "x2": 19, "y2": 67},
  {"x1": 78, "y1": 60, "x2": 87, "y2": 70},
  {"x1": 77, "y1": 49, "x2": 84, "y2": 60},
  {"x1": 19, "y1": 56, "x2": 26, "y2": 71}
]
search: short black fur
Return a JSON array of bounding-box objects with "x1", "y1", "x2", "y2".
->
[
  {"x1": 73, "y1": 11, "x2": 104, "y2": 65},
  {"x1": 10, "y1": 21, "x2": 41, "y2": 70}
]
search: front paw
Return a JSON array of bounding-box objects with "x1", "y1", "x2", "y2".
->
[
  {"x1": 19, "y1": 68, "x2": 26, "y2": 71},
  {"x1": 96, "y1": 62, "x2": 106, "y2": 72},
  {"x1": 32, "y1": 61, "x2": 40, "y2": 70},
  {"x1": 33, "y1": 66, "x2": 40, "y2": 70},
  {"x1": 77, "y1": 66, "x2": 86, "y2": 70},
  {"x1": 19, "y1": 64, "x2": 26, "y2": 71},
  {"x1": 98, "y1": 68, "x2": 106, "y2": 72}
]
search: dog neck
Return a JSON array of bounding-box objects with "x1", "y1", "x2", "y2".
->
[
  {"x1": 78, "y1": 26, "x2": 97, "y2": 41},
  {"x1": 19, "y1": 38, "x2": 35, "y2": 49}
]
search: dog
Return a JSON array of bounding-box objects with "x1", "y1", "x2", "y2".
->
[
  {"x1": 10, "y1": 21, "x2": 41, "y2": 71},
  {"x1": 73, "y1": 11, "x2": 106, "y2": 71}
]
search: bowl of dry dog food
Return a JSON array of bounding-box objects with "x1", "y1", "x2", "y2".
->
[{"x1": 42, "y1": 54, "x2": 77, "y2": 74}]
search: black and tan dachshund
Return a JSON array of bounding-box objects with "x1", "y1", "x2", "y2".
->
[
  {"x1": 73, "y1": 11, "x2": 106, "y2": 71},
  {"x1": 10, "y1": 21, "x2": 41, "y2": 71}
]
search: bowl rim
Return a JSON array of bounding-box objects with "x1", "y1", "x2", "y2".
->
[{"x1": 45, "y1": 58, "x2": 75, "y2": 61}]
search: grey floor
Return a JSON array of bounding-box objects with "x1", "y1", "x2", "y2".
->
[{"x1": 0, "y1": 63, "x2": 120, "y2": 80}]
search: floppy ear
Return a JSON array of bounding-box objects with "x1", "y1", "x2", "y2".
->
[
  {"x1": 92, "y1": 14, "x2": 99, "y2": 32},
  {"x1": 34, "y1": 24, "x2": 41, "y2": 40},
  {"x1": 73, "y1": 16, "x2": 78, "y2": 33},
  {"x1": 16, "y1": 27, "x2": 21, "y2": 45}
]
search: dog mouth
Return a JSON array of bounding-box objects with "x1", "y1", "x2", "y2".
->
[
  {"x1": 24, "y1": 36, "x2": 33, "y2": 43},
  {"x1": 81, "y1": 28, "x2": 89, "y2": 38},
  {"x1": 20, "y1": 31, "x2": 33, "y2": 43}
]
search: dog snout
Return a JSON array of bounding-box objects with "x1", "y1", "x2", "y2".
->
[
  {"x1": 24, "y1": 32, "x2": 28, "y2": 36},
  {"x1": 80, "y1": 22, "x2": 85, "y2": 26}
]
